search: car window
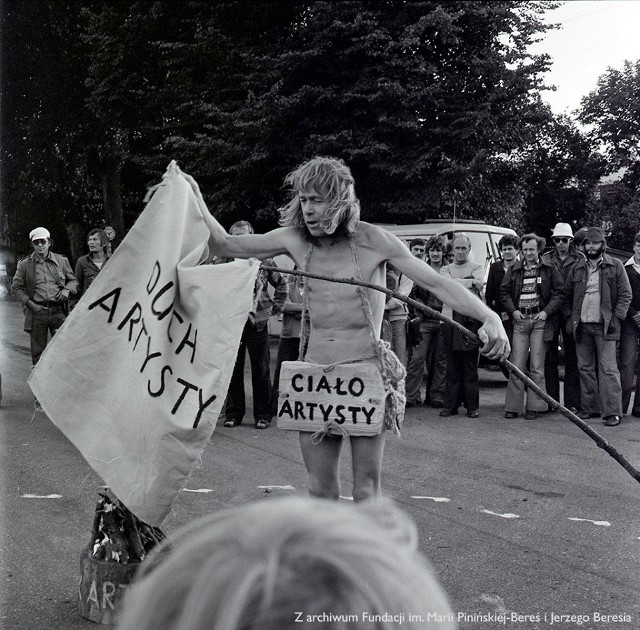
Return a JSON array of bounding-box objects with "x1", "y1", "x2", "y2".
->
[{"x1": 489, "y1": 233, "x2": 507, "y2": 262}]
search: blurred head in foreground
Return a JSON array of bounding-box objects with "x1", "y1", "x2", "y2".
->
[{"x1": 116, "y1": 496, "x2": 456, "y2": 630}]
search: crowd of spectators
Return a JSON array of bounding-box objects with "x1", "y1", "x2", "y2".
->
[
  {"x1": 405, "y1": 222, "x2": 638, "y2": 427},
  {"x1": 14, "y1": 219, "x2": 640, "y2": 429}
]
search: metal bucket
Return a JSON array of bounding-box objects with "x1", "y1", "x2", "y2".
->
[{"x1": 77, "y1": 546, "x2": 140, "y2": 625}]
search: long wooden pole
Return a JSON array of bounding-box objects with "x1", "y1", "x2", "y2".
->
[{"x1": 262, "y1": 263, "x2": 640, "y2": 484}]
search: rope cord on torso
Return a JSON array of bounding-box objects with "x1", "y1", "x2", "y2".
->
[{"x1": 296, "y1": 238, "x2": 405, "y2": 441}]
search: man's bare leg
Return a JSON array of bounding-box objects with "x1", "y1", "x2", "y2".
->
[
  {"x1": 299, "y1": 432, "x2": 343, "y2": 500},
  {"x1": 350, "y1": 432, "x2": 387, "y2": 502}
]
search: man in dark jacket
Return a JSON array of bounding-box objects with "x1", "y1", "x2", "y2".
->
[
  {"x1": 74, "y1": 228, "x2": 110, "y2": 296},
  {"x1": 486, "y1": 234, "x2": 519, "y2": 340},
  {"x1": 619, "y1": 231, "x2": 640, "y2": 416},
  {"x1": 11, "y1": 227, "x2": 78, "y2": 364},
  {"x1": 485, "y1": 233, "x2": 519, "y2": 378},
  {"x1": 500, "y1": 234, "x2": 564, "y2": 419},
  {"x1": 563, "y1": 227, "x2": 631, "y2": 426},
  {"x1": 542, "y1": 222, "x2": 582, "y2": 413}
]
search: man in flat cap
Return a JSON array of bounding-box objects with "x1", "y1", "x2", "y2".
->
[
  {"x1": 11, "y1": 227, "x2": 78, "y2": 364},
  {"x1": 562, "y1": 227, "x2": 631, "y2": 426}
]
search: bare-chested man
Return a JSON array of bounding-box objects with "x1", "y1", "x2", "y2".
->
[{"x1": 203, "y1": 156, "x2": 509, "y2": 501}]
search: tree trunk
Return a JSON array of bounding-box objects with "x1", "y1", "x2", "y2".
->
[
  {"x1": 101, "y1": 160, "x2": 125, "y2": 247},
  {"x1": 63, "y1": 222, "x2": 84, "y2": 264}
]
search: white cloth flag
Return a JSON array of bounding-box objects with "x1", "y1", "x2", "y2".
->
[{"x1": 29, "y1": 162, "x2": 259, "y2": 525}]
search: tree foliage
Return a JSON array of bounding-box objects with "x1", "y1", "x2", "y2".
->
[
  {"x1": 1, "y1": 1, "x2": 104, "y2": 257},
  {"x1": 185, "y1": 0, "x2": 562, "y2": 226},
  {"x1": 579, "y1": 60, "x2": 640, "y2": 250},
  {"x1": 580, "y1": 60, "x2": 640, "y2": 167},
  {"x1": 583, "y1": 168, "x2": 640, "y2": 251},
  {"x1": 1, "y1": 0, "x2": 606, "y2": 254},
  {"x1": 516, "y1": 114, "x2": 605, "y2": 235}
]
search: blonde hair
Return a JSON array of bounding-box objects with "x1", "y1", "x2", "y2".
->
[
  {"x1": 116, "y1": 497, "x2": 456, "y2": 630},
  {"x1": 279, "y1": 156, "x2": 360, "y2": 236}
]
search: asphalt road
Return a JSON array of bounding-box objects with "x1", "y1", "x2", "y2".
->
[{"x1": 1, "y1": 299, "x2": 640, "y2": 630}]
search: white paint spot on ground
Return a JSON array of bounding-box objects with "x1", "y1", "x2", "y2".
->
[
  {"x1": 480, "y1": 594, "x2": 509, "y2": 614},
  {"x1": 340, "y1": 496, "x2": 354, "y2": 501},
  {"x1": 21, "y1": 494, "x2": 63, "y2": 499},
  {"x1": 183, "y1": 488, "x2": 213, "y2": 493},
  {"x1": 411, "y1": 496, "x2": 451, "y2": 502},
  {"x1": 258, "y1": 485, "x2": 295, "y2": 490},
  {"x1": 568, "y1": 517, "x2": 611, "y2": 527},
  {"x1": 480, "y1": 509, "x2": 520, "y2": 519}
]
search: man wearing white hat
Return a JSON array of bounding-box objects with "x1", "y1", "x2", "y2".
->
[
  {"x1": 542, "y1": 222, "x2": 582, "y2": 413},
  {"x1": 11, "y1": 227, "x2": 78, "y2": 364}
]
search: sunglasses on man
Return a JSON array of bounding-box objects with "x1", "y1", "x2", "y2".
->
[
  {"x1": 553, "y1": 237, "x2": 571, "y2": 244},
  {"x1": 32, "y1": 239, "x2": 48, "y2": 245}
]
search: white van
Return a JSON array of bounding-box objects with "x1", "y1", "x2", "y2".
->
[{"x1": 376, "y1": 219, "x2": 517, "y2": 274}]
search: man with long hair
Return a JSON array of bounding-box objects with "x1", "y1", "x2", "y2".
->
[
  {"x1": 75, "y1": 228, "x2": 110, "y2": 296},
  {"x1": 203, "y1": 156, "x2": 509, "y2": 500},
  {"x1": 116, "y1": 497, "x2": 457, "y2": 630}
]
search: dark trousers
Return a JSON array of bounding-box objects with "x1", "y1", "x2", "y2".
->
[
  {"x1": 443, "y1": 348, "x2": 480, "y2": 411},
  {"x1": 226, "y1": 321, "x2": 272, "y2": 423},
  {"x1": 619, "y1": 319, "x2": 640, "y2": 414},
  {"x1": 30, "y1": 306, "x2": 66, "y2": 364},
  {"x1": 545, "y1": 317, "x2": 580, "y2": 410},
  {"x1": 271, "y1": 336, "x2": 302, "y2": 416}
]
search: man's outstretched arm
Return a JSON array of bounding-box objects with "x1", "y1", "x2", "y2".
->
[
  {"x1": 381, "y1": 233, "x2": 510, "y2": 360},
  {"x1": 201, "y1": 210, "x2": 291, "y2": 260}
]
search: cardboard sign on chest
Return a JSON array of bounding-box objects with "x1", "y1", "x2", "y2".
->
[{"x1": 276, "y1": 361, "x2": 385, "y2": 436}]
